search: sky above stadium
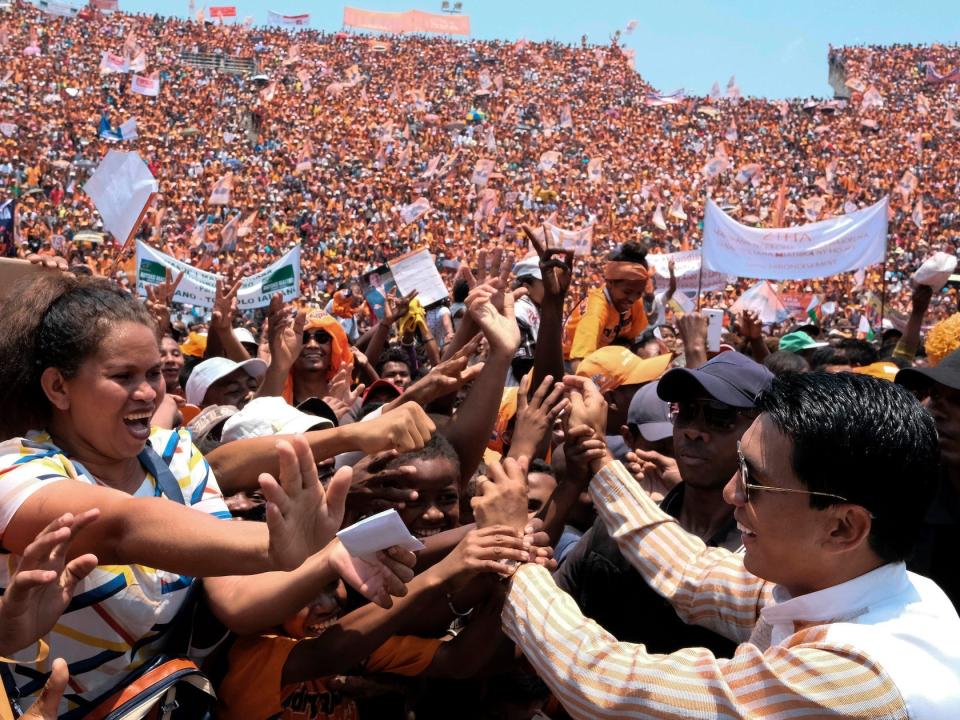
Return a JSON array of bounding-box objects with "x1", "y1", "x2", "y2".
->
[{"x1": 119, "y1": 0, "x2": 960, "y2": 99}]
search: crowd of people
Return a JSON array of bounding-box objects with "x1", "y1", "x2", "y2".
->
[{"x1": 0, "y1": 1, "x2": 958, "y2": 718}]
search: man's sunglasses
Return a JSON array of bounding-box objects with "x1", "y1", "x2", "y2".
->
[
  {"x1": 736, "y1": 440, "x2": 872, "y2": 517},
  {"x1": 671, "y1": 399, "x2": 742, "y2": 433},
  {"x1": 303, "y1": 330, "x2": 332, "y2": 345}
]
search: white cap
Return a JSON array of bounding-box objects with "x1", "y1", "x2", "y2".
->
[
  {"x1": 512, "y1": 254, "x2": 542, "y2": 280},
  {"x1": 220, "y1": 396, "x2": 334, "y2": 443},
  {"x1": 233, "y1": 327, "x2": 258, "y2": 347},
  {"x1": 185, "y1": 356, "x2": 268, "y2": 406}
]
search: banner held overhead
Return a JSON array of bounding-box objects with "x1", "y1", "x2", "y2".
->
[{"x1": 702, "y1": 197, "x2": 888, "y2": 280}]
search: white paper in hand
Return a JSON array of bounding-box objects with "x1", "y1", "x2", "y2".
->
[
  {"x1": 912, "y1": 251, "x2": 958, "y2": 292},
  {"x1": 83, "y1": 150, "x2": 157, "y2": 245},
  {"x1": 336, "y1": 509, "x2": 425, "y2": 559}
]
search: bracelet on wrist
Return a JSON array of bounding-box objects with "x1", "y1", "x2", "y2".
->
[{"x1": 445, "y1": 592, "x2": 473, "y2": 618}]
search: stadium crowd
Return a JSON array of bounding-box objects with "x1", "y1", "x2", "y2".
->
[{"x1": 0, "y1": 0, "x2": 958, "y2": 718}]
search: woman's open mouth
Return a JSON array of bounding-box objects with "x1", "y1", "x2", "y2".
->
[{"x1": 123, "y1": 411, "x2": 153, "y2": 441}]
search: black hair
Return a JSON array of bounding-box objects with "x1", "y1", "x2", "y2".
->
[
  {"x1": 375, "y1": 346, "x2": 413, "y2": 376},
  {"x1": 837, "y1": 338, "x2": 879, "y2": 367},
  {"x1": 0, "y1": 273, "x2": 157, "y2": 437},
  {"x1": 529, "y1": 458, "x2": 555, "y2": 477},
  {"x1": 608, "y1": 241, "x2": 648, "y2": 266},
  {"x1": 755, "y1": 372, "x2": 939, "y2": 563},
  {"x1": 808, "y1": 346, "x2": 846, "y2": 371},
  {"x1": 387, "y1": 434, "x2": 462, "y2": 484},
  {"x1": 452, "y1": 279, "x2": 470, "y2": 304},
  {"x1": 763, "y1": 350, "x2": 810, "y2": 376}
]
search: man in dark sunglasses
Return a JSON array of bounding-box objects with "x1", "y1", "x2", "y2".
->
[
  {"x1": 555, "y1": 352, "x2": 773, "y2": 653},
  {"x1": 655, "y1": 351, "x2": 774, "y2": 544}
]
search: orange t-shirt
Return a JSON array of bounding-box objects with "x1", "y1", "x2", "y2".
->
[
  {"x1": 563, "y1": 287, "x2": 648, "y2": 360},
  {"x1": 217, "y1": 634, "x2": 442, "y2": 720}
]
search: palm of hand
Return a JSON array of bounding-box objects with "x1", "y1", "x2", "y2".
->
[
  {"x1": 471, "y1": 302, "x2": 519, "y2": 353},
  {"x1": 0, "y1": 582, "x2": 67, "y2": 655}
]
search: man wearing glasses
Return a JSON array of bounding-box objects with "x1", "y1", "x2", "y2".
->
[
  {"x1": 477, "y1": 371, "x2": 960, "y2": 718},
  {"x1": 554, "y1": 353, "x2": 773, "y2": 653}
]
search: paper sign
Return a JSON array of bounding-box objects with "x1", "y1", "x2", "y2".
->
[
  {"x1": 388, "y1": 248, "x2": 448, "y2": 307},
  {"x1": 359, "y1": 264, "x2": 397, "y2": 321},
  {"x1": 336, "y1": 509, "x2": 425, "y2": 558},
  {"x1": 646, "y1": 251, "x2": 731, "y2": 294},
  {"x1": 82, "y1": 150, "x2": 157, "y2": 245}
]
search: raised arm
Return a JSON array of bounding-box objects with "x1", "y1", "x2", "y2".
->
[
  {"x1": 441, "y1": 282, "x2": 522, "y2": 484},
  {"x1": 893, "y1": 284, "x2": 932, "y2": 363},
  {"x1": 522, "y1": 225, "x2": 573, "y2": 396}
]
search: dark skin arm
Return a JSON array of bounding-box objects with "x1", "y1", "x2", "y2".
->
[
  {"x1": 898, "y1": 284, "x2": 933, "y2": 360},
  {"x1": 522, "y1": 225, "x2": 574, "y2": 399},
  {"x1": 281, "y1": 526, "x2": 528, "y2": 685}
]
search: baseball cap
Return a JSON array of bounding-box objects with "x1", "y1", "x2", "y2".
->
[
  {"x1": 233, "y1": 327, "x2": 258, "y2": 349},
  {"x1": 185, "y1": 356, "x2": 268, "y2": 406},
  {"x1": 896, "y1": 348, "x2": 960, "y2": 392},
  {"x1": 180, "y1": 331, "x2": 208, "y2": 358},
  {"x1": 778, "y1": 331, "x2": 828, "y2": 353},
  {"x1": 627, "y1": 381, "x2": 673, "y2": 442},
  {"x1": 576, "y1": 347, "x2": 672, "y2": 393},
  {"x1": 658, "y1": 352, "x2": 774, "y2": 408},
  {"x1": 513, "y1": 254, "x2": 542, "y2": 280},
  {"x1": 220, "y1": 396, "x2": 334, "y2": 443},
  {"x1": 362, "y1": 379, "x2": 403, "y2": 405},
  {"x1": 186, "y1": 404, "x2": 238, "y2": 452},
  {"x1": 296, "y1": 397, "x2": 340, "y2": 427}
]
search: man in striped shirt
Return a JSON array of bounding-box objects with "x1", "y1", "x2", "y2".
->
[{"x1": 475, "y1": 371, "x2": 960, "y2": 719}]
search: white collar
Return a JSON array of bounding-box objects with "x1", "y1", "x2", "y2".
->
[{"x1": 761, "y1": 562, "x2": 910, "y2": 628}]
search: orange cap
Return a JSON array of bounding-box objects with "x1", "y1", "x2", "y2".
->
[{"x1": 576, "y1": 348, "x2": 672, "y2": 393}]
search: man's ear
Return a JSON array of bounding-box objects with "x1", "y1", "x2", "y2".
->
[
  {"x1": 823, "y1": 505, "x2": 873, "y2": 556},
  {"x1": 40, "y1": 367, "x2": 71, "y2": 411}
]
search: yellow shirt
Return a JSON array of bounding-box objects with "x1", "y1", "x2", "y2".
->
[{"x1": 563, "y1": 287, "x2": 648, "y2": 360}]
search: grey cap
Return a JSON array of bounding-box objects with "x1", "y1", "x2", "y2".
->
[{"x1": 627, "y1": 381, "x2": 673, "y2": 442}]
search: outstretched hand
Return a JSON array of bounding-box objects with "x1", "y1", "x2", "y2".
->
[
  {"x1": 327, "y1": 540, "x2": 415, "y2": 609},
  {"x1": 521, "y1": 224, "x2": 574, "y2": 303},
  {"x1": 471, "y1": 457, "x2": 530, "y2": 533},
  {"x1": 260, "y1": 436, "x2": 352, "y2": 571},
  {"x1": 0, "y1": 510, "x2": 100, "y2": 657},
  {"x1": 466, "y1": 282, "x2": 523, "y2": 357}
]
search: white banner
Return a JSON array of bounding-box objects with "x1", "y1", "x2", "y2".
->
[
  {"x1": 135, "y1": 241, "x2": 300, "y2": 310},
  {"x1": 702, "y1": 197, "x2": 888, "y2": 280},
  {"x1": 267, "y1": 10, "x2": 310, "y2": 26},
  {"x1": 647, "y1": 250, "x2": 731, "y2": 293}
]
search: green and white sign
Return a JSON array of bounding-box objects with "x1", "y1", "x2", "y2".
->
[{"x1": 135, "y1": 241, "x2": 301, "y2": 310}]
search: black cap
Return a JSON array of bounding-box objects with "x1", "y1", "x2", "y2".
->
[
  {"x1": 658, "y1": 352, "x2": 774, "y2": 408},
  {"x1": 896, "y1": 348, "x2": 960, "y2": 392},
  {"x1": 296, "y1": 397, "x2": 340, "y2": 427}
]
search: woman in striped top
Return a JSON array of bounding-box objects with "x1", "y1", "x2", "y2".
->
[{"x1": 0, "y1": 271, "x2": 414, "y2": 716}]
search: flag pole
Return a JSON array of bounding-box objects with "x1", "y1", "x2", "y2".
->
[
  {"x1": 696, "y1": 244, "x2": 704, "y2": 311},
  {"x1": 878, "y1": 196, "x2": 891, "y2": 336}
]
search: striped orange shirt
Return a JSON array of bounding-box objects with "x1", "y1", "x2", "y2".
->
[{"x1": 502, "y1": 460, "x2": 960, "y2": 719}]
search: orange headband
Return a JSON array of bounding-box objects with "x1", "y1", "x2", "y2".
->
[{"x1": 604, "y1": 261, "x2": 649, "y2": 283}]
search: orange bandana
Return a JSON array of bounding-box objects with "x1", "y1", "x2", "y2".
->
[{"x1": 604, "y1": 261, "x2": 649, "y2": 283}]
